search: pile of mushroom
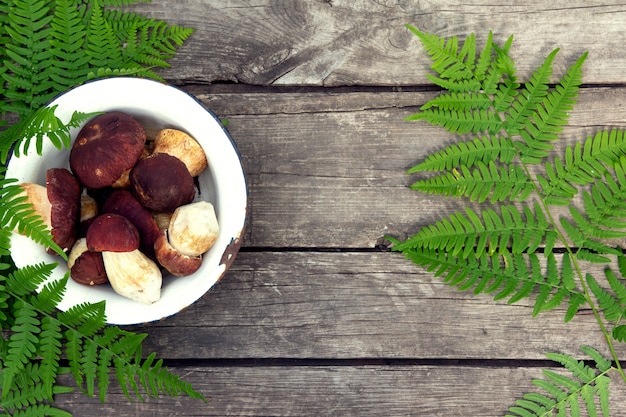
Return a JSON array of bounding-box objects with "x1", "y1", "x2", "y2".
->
[{"x1": 18, "y1": 112, "x2": 219, "y2": 304}]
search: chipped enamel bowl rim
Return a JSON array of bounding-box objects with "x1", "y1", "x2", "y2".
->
[{"x1": 6, "y1": 77, "x2": 247, "y2": 325}]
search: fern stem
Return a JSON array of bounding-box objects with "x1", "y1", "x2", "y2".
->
[{"x1": 517, "y1": 156, "x2": 626, "y2": 383}]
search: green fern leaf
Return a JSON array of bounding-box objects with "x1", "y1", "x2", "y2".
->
[
  {"x1": 57, "y1": 301, "x2": 107, "y2": 337},
  {"x1": 9, "y1": 403, "x2": 73, "y2": 417},
  {"x1": 48, "y1": 0, "x2": 91, "y2": 92},
  {"x1": 0, "y1": 174, "x2": 63, "y2": 255},
  {"x1": 84, "y1": 0, "x2": 124, "y2": 70},
  {"x1": 5, "y1": 262, "x2": 57, "y2": 298},
  {"x1": 2, "y1": 0, "x2": 56, "y2": 115},
  {"x1": 538, "y1": 130, "x2": 626, "y2": 206},
  {"x1": 583, "y1": 155, "x2": 626, "y2": 229},
  {"x1": 420, "y1": 91, "x2": 491, "y2": 112},
  {"x1": 407, "y1": 135, "x2": 517, "y2": 173},
  {"x1": 393, "y1": 203, "x2": 553, "y2": 258},
  {"x1": 406, "y1": 26, "x2": 477, "y2": 84},
  {"x1": 29, "y1": 274, "x2": 68, "y2": 315},
  {"x1": 516, "y1": 52, "x2": 587, "y2": 163},
  {"x1": 406, "y1": 107, "x2": 504, "y2": 135},
  {"x1": 3, "y1": 301, "x2": 40, "y2": 398},
  {"x1": 409, "y1": 161, "x2": 534, "y2": 203},
  {"x1": 507, "y1": 347, "x2": 614, "y2": 417},
  {"x1": 80, "y1": 338, "x2": 99, "y2": 397},
  {"x1": 505, "y1": 48, "x2": 558, "y2": 134},
  {"x1": 37, "y1": 316, "x2": 63, "y2": 400}
]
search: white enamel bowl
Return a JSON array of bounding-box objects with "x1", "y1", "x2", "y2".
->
[{"x1": 6, "y1": 77, "x2": 247, "y2": 325}]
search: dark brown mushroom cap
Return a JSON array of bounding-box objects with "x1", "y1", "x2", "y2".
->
[
  {"x1": 101, "y1": 190, "x2": 160, "y2": 259},
  {"x1": 86, "y1": 213, "x2": 140, "y2": 253},
  {"x1": 154, "y1": 230, "x2": 202, "y2": 277},
  {"x1": 70, "y1": 111, "x2": 146, "y2": 189},
  {"x1": 46, "y1": 168, "x2": 81, "y2": 253},
  {"x1": 129, "y1": 153, "x2": 195, "y2": 213},
  {"x1": 71, "y1": 251, "x2": 108, "y2": 286}
]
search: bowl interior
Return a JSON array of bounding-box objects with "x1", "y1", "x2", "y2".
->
[{"x1": 6, "y1": 78, "x2": 247, "y2": 325}]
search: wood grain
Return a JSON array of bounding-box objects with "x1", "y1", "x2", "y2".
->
[
  {"x1": 127, "y1": 0, "x2": 626, "y2": 86},
  {"x1": 177, "y1": 86, "x2": 626, "y2": 248},
  {"x1": 54, "y1": 365, "x2": 626, "y2": 416},
  {"x1": 127, "y1": 251, "x2": 626, "y2": 361}
]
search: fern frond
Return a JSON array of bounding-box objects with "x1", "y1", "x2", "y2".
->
[
  {"x1": 505, "y1": 48, "x2": 558, "y2": 134},
  {"x1": 5, "y1": 263, "x2": 57, "y2": 298},
  {"x1": 3, "y1": 301, "x2": 40, "y2": 398},
  {"x1": 393, "y1": 203, "x2": 555, "y2": 258},
  {"x1": 406, "y1": 26, "x2": 477, "y2": 85},
  {"x1": 559, "y1": 215, "x2": 622, "y2": 263},
  {"x1": 407, "y1": 135, "x2": 517, "y2": 173},
  {"x1": 586, "y1": 268, "x2": 626, "y2": 343},
  {"x1": 583, "y1": 154, "x2": 626, "y2": 229},
  {"x1": 1, "y1": 362, "x2": 73, "y2": 413},
  {"x1": 37, "y1": 316, "x2": 63, "y2": 400},
  {"x1": 420, "y1": 91, "x2": 491, "y2": 112},
  {"x1": 394, "y1": 246, "x2": 584, "y2": 319},
  {"x1": 84, "y1": 0, "x2": 125, "y2": 70},
  {"x1": 406, "y1": 107, "x2": 504, "y2": 135},
  {"x1": 515, "y1": 52, "x2": 587, "y2": 164},
  {"x1": 0, "y1": 175, "x2": 59, "y2": 254},
  {"x1": 2, "y1": 0, "x2": 56, "y2": 115},
  {"x1": 409, "y1": 161, "x2": 534, "y2": 203},
  {"x1": 506, "y1": 347, "x2": 614, "y2": 417},
  {"x1": 57, "y1": 301, "x2": 107, "y2": 337},
  {"x1": 8, "y1": 403, "x2": 73, "y2": 417},
  {"x1": 537, "y1": 130, "x2": 626, "y2": 206},
  {"x1": 0, "y1": 105, "x2": 100, "y2": 163},
  {"x1": 48, "y1": 0, "x2": 91, "y2": 92}
]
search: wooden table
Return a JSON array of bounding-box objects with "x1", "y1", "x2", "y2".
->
[{"x1": 58, "y1": 1, "x2": 626, "y2": 415}]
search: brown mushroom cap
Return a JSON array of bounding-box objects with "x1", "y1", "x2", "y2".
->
[
  {"x1": 129, "y1": 153, "x2": 195, "y2": 213},
  {"x1": 46, "y1": 168, "x2": 81, "y2": 253},
  {"x1": 153, "y1": 129, "x2": 208, "y2": 177},
  {"x1": 68, "y1": 239, "x2": 108, "y2": 286},
  {"x1": 101, "y1": 190, "x2": 160, "y2": 259},
  {"x1": 86, "y1": 213, "x2": 140, "y2": 253},
  {"x1": 70, "y1": 112, "x2": 146, "y2": 189},
  {"x1": 154, "y1": 230, "x2": 202, "y2": 277}
]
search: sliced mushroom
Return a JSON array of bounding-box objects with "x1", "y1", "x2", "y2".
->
[
  {"x1": 86, "y1": 213, "x2": 162, "y2": 304},
  {"x1": 168, "y1": 201, "x2": 219, "y2": 257}
]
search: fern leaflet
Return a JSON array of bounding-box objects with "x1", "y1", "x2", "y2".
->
[
  {"x1": 506, "y1": 347, "x2": 614, "y2": 417},
  {"x1": 410, "y1": 161, "x2": 534, "y2": 203}
]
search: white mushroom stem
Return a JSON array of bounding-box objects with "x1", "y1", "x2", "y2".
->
[
  {"x1": 168, "y1": 201, "x2": 219, "y2": 257},
  {"x1": 19, "y1": 183, "x2": 52, "y2": 229},
  {"x1": 102, "y1": 250, "x2": 162, "y2": 304}
]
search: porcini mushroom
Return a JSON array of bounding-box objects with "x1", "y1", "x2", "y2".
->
[
  {"x1": 101, "y1": 190, "x2": 160, "y2": 260},
  {"x1": 152, "y1": 129, "x2": 208, "y2": 177},
  {"x1": 86, "y1": 213, "x2": 162, "y2": 304},
  {"x1": 70, "y1": 111, "x2": 146, "y2": 189},
  {"x1": 19, "y1": 168, "x2": 82, "y2": 254},
  {"x1": 129, "y1": 153, "x2": 195, "y2": 213},
  {"x1": 167, "y1": 201, "x2": 219, "y2": 257},
  {"x1": 154, "y1": 230, "x2": 202, "y2": 277},
  {"x1": 67, "y1": 238, "x2": 108, "y2": 286}
]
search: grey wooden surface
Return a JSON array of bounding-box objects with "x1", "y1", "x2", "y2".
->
[{"x1": 57, "y1": 1, "x2": 626, "y2": 415}]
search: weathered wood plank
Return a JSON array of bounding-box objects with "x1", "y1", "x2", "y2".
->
[
  {"x1": 55, "y1": 364, "x2": 626, "y2": 416},
  {"x1": 127, "y1": 251, "x2": 626, "y2": 361},
  {"x1": 180, "y1": 87, "x2": 626, "y2": 248},
  {"x1": 129, "y1": 0, "x2": 623, "y2": 86}
]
